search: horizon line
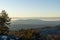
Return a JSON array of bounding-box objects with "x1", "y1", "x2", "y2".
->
[{"x1": 11, "y1": 17, "x2": 60, "y2": 19}]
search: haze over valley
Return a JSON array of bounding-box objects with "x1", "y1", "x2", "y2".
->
[{"x1": 9, "y1": 18, "x2": 60, "y2": 30}]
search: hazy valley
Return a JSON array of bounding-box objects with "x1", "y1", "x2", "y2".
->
[{"x1": 9, "y1": 18, "x2": 60, "y2": 30}]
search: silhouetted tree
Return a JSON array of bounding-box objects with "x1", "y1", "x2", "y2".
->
[{"x1": 0, "y1": 10, "x2": 11, "y2": 34}]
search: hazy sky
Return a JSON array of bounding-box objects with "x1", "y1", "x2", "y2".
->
[{"x1": 0, "y1": 0, "x2": 60, "y2": 17}]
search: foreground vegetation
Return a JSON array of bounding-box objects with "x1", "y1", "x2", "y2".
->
[{"x1": 7, "y1": 25, "x2": 60, "y2": 40}]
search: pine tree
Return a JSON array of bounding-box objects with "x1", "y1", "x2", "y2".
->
[{"x1": 0, "y1": 10, "x2": 11, "y2": 34}]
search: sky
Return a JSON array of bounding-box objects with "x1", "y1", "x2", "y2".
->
[{"x1": 0, "y1": 0, "x2": 60, "y2": 17}]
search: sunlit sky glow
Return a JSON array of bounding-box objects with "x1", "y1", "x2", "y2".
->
[{"x1": 0, "y1": 0, "x2": 60, "y2": 17}]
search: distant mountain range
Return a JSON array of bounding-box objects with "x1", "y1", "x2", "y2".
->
[
  {"x1": 9, "y1": 19, "x2": 60, "y2": 30},
  {"x1": 12, "y1": 17, "x2": 60, "y2": 19},
  {"x1": 11, "y1": 19, "x2": 60, "y2": 25}
]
